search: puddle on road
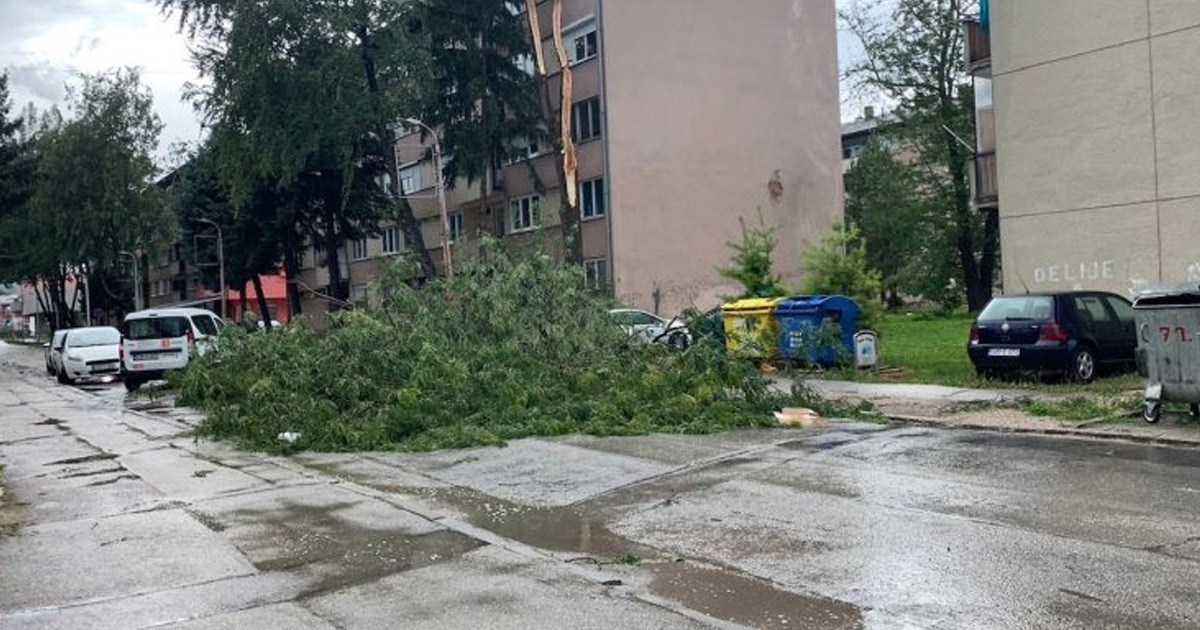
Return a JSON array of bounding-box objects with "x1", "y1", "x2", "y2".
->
[
  {"x1": 648, "y1": 562, "x2": 862, "y2": 630},
  {"x1": 406, "y1": 486, "x2": 864, "y2": 629},
  {"x1": 218, "y1": 499, "x2": 484, "y2": 598}
]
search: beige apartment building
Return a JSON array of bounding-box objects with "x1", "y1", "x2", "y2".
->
[
  {"x1": 968, "y1": 1, "x2": 1200, "y2": 298},
  {"x1": 296, "y1": 0, "x2": 841, "y2": 324}
]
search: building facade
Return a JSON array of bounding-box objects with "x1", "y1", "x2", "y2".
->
[
  {"x1": 968, "y1": 0, "x2": 1200, "y2": 297},
  {"x1": 295, "y1": 0, "x2": 841, "y2": 324}
]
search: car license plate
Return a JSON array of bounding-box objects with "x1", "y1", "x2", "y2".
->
[{"x1": 988, "y1": 348, "x2": 1020, "y2": 357}]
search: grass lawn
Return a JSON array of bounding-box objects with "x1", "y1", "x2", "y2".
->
[{"x1": 831, "y1": 312, "x2": 1143, "y2": 395}]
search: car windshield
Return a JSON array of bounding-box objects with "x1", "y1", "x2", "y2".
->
[
  {"x1": 66, "y1": 328, "x2": 120, "y2": 347},
  {"x1": 125, "y1": 316, "x2": 190, "y2": 340},
  {"x1": 978, "y1": 296, "x2": 1054, "y2": 321}
]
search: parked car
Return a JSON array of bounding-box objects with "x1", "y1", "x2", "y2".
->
[
  {"x1": 57, "y1": 326, "x2": 122, "y2": 384},
  {"x1": 44, "y1": 329, "x2": 68, "y2": 376},
  {"x1": 119, "y1": 307, "x2": 223, "y2": 391},
  {"x1": 609, "y1": 308, "x2": 691, "y2": 349},
  {"x1": 968, "y1": 291, "x2": 1136, "y2": 383}
]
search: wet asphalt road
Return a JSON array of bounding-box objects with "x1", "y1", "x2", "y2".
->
[{"x1": 2, "y1": 343, "x2": 1200, "y2": 629}]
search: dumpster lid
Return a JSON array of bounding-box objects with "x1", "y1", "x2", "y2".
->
[
  {"x1": 775, "y1": 294, "x2": 861, "y2": 315},
  {"x1": 1134, "y1": 284, "x2": 1200, "y2": 308},
  {"x1": 721, "y1": 297, "x2": 783, "y2": 313}
]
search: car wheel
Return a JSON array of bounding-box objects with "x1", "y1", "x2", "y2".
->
[
  {"x1": 1143, "y1": 400, "x2": 1162, "y2": 424},
  {"x1": 124, "y1": 377, "x2": 142, "y2": 392},
  {"x1": 1068, "y1": 347, "x2": 1097, "y2": 383},
  {"x1": 57, "y1": 367, "x2": 73, "y2": 385},
  {"x1": 668, "y1": 332, "x2": 689, "y2": 350}
]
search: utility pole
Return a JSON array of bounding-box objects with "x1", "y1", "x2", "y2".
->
[
  {"x1": 403, "y1": 118, "x2": 454, "y2": 278},
  {"x1": 194, "y1": 218, "x2": 227, "y2": 318}
]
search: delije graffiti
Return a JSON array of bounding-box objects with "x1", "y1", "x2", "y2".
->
[{"x1": 1032, "y1": 260, "x2": 1116, "y2": 284}]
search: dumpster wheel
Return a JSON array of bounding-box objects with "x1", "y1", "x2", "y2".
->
[{"x1": 1143, "y1": 401, "x2": 1162, "y2": 424}]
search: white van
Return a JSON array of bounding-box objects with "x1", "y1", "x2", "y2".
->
[{"x1": 119, "y1": 307, "x2": 222, "y2": 391}]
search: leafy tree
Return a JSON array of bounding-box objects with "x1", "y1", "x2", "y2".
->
[
  {"x1": 717, "y1": 212, "x2": 786, "y2": 299},
  {"x1": 842, "y1": 0, "x2": 998, "y2": 311},
  {"x1": 798, "y1": 221, "x2": 883, "y2": 329},
  {"x1": 0, "y1": 73, "x2": 34, "y2": 219},
  {"x1": 159, "y1": 0, "x2": 438, "y2": 297},
  {"x1": 844, "y1": 135, "x2": 925, "y2": 306},
  {"x1": 0, "y1": 70, "x2": 166, "y2": 327},
  {"x1": 413, "y1": 0, "x2": 541, "y2": 201}
]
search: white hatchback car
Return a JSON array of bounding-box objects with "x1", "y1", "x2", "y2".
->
[
  {"x1": 120, "y1": 307, "x2": 222, "y2": 391},
  {"x1": 57, "y1": 326, "x2": 122, "y2": 384},
  {"x1": 608, "y1": 308, "x2": 691, "y2": 349}
]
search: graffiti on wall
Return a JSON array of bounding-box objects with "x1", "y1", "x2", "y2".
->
[{"x1": 1031, "y1": 260, "x2": 1116, "y2": 285}]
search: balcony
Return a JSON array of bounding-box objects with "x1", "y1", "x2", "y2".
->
[
  {"x1": 963, "y1": 19, "x2": 991, "y2": 76},
  {"x1": 972, "y1": 151, "x2": 998, "y2": 208}
]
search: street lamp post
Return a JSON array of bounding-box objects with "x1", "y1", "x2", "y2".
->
[
  {"x1": 118, "y1": 251, "x2": 141, "y2": 311},
  {"x1": 402, "y1": 117, "x2": 453, "y2": 278},
  {"x1": 194, "y1": 218, "x2": 226, "y2": 318}
]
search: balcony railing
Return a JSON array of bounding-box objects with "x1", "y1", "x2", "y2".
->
[
  {"x1": 963, "y1": 19, "x2": 991, "y2": 76},
  {"x1": 973, "y1": 151, "x2": 998, "y2": 208}
]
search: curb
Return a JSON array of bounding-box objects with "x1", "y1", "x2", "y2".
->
[{"x1": 887, "y1": 413, "x2": 1200, "y2": 449}]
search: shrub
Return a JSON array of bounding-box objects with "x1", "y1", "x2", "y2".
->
[
  {"x1": 798, "y1": 221, "x2": 883, "y2": 330},
  {"x1": 177, "y1": 242, "x2": 839, "y2": 452}
]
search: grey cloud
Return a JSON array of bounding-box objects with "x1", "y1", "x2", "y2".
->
[
  {"x1": 0, "y1": 0, "x2": 89, "y2": 45},
  {"x1": 5, "y1": 62, "x2": 75, "y2": 103}
]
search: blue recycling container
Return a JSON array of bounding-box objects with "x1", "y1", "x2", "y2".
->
[{"x1": 775, "y1": 295, "x2": 861, "y2": 365}]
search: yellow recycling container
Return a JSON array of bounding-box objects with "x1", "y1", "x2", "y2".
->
[{"x1": 721, "y1": 297, "x2": 783, "y2": 358}]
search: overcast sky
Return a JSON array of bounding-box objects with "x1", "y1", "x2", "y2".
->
[{"x1": 1, "y1": 0, "x2": 871, "y2": 166}]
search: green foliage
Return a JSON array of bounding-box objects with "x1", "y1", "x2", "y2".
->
[
  {"x1": 160, "y1": 0, "x2": 439, "y2": 295},
  {"x1": 413, "y1": 0, "x2": 541, "y2": 190},
  {"x1": 798, "y1": 222, "x2": 882, "y2": 330},
  {"x1": 0, "y1": 69, "x2": 165, "y2": 323},
  {"x1": 177, "y1": 244, "x2": 832, "y2": 453},
  {"x1": 842, "y1": 0, "x2": 998, "y2": 311},
  {"x1": 717, "y1": 212, "x2": 786, "y2": 299},
  {"x1": 844, "y1": 136, "x2": 928, "y2": 306},
  {"x1": 1020, "y1": 396, "x2": 1137, "y2": 424}
]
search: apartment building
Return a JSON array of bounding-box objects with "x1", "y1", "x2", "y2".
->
[
  {"x1": 296, "y1": 0, "x2": 841, "y2": 323},
  {"x1": 966, "y1": 0, "x2": 1200, "y2": 297}
]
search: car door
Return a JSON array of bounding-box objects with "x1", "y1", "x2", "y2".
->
[
  {"x1": 1100, "y1": 295, "x2": 1137, "y2": 362},
  {"x1": 629, "y1": 311, "x2": 666, "y2": 342},
  {"x1": 1072, "y1": 294, "x2": 1124, "y2": 363}
]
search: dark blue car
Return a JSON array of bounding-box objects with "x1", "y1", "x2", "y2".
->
[{"x1": 968, "y1": 291, "x2": 1136, "y2": 382}]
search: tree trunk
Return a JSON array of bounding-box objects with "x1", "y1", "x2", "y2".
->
[
  {"x1": 944, "y1": 114, "x2": 990, "y2": 312},
  {"x1": 525, "y1": 0, "x2": 582, "y2": 265},
  {"x1": 252, "y1": 274, "x2": 272, "y2": 331},
  {"x1": 355, "y1": 23, "x2": 437, "y2": 282},
  {"x1": 282, "y1": 239, "x2": 303, "y2": 316}
]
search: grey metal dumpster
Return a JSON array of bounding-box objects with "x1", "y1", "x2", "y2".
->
[{"x1": 1133, "y1": 288, "x2": 1200, "y2": 423}]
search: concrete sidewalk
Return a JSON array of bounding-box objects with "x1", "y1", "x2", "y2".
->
[{"x1": 806, "y1": 378, "x2": 1200, "y2": 448}]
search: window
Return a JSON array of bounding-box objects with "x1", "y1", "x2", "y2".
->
[
  {"x1": 448, "y1": 212, "x2": 464, "y2": 242},
  {"x1": 126, "y1": 317, "x2": 189, "y2": 341},
  {"x1": 505, "y1": 1, "x2": 525, "y2": 15},
  {"x1": 400, "y1": 165, "x2": 421, "y2": 195},
  {"x1": 514, "y1": 53, "x2": 536, "y2": 76},
  {"x1": 506, "y1": 136, "x2": 541, "y2": 163},
  {"x1": 1104, "y1": 296, "x2": 1135, "y2": 325},
  {"x1": 584, "y1": 258, "x2": 608, "y2": 290},
  {"x1": 580, "y1": 178, "x2": 605, "y2": 219},
  {"x1": 1075, "y1": 296, "x2": 1113, "y2": 324},
  {"x1": 191, "y1": 315, "x2": 219, "y2": 336},
  {"x1": 509, "y1": 195, "x2": 541, "y2": 233},
  {"x1": 571, "y1": 28, "x2": 599, "y2": 64},
  {"x1": 381, "y1": 227, "x2": 404, "y2": 255},
  {"x1": 351, "y1": 237, "x2": 369, "y2": 261},
  {"x1": 352, "y1": 284, "x2": 369, "y2": 306},
  {"x1": 571, "y1": 98, "x2": 602, "y2": 142}
]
